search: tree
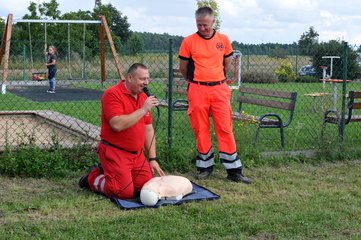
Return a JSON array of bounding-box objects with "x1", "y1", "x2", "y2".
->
[
  {"x1": 196, "y1": 0, "x2": 221, "y2": 31},
  {"x1": 128, "y1": 33, "x2": 144, "y2": 55},
  {"x1": 95, "y1": 0, "x2": 101, "y2": 8},
  {"x1": 269, "y1": 47, "x2": 287, "y2": 59},
  {"x1": 26, "y1": 2, "x2": 39, "y2": 19},
  {"x1": 23, "y1": 0, "x2": 61, "y2": 19},
  {"x1": 298, "y1": 26, "x2": 319, "y2": 56},
  {"x1": 93, "y1": 3, "x2": 131, "y2": 44},
  {"x1": 311, "y1": 40, "x2": 360, "y2": 80},
  {"x1": 60, "y1": 10, "x2": 100, "y2": 59},
  {"x1": 39, "y1": 0, "x2": 61, "y2": 19}
]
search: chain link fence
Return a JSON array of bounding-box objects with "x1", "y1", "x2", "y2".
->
[{"x1": 1, "y1": 36, "x2": 361, "y2": 162}]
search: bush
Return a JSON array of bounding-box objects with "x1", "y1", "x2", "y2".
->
[
  {"x1": 242, "y1": 71, "x2": 278, "y2": 83},
  {"x1": 274, "y1": 59, "x2": 296, "y2": 82},
  {"x1": 295, "y1": 75, "x2": 319, "y2": 83},
  {"x1": 0, "y1": 144, "x2": 99, "y2": 178}
]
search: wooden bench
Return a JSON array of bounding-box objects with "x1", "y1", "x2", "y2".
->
[
  {"x1": 232, "y1": 86, "x2": 298, "y2": 147},
  {"x1": 322, "y1": 90, "x2": 361, "y2": 138},
  {"x1": 159, "y1": 69, "x2": 188, "y2": 111}
]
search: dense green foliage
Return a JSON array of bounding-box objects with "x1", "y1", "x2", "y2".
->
[
  {"x1": 241, "y1": 71, "x2": 278, "y2": 83},
  {"x1": 274, "y1": 59, "x2": 297, "y2": 82},
  {"x1": 311, "y1": 40, "x2": 361, "y2": 80},
  {"x1": 0, "y1": 143, "x2": 98, "y2": 178},
  {"x1": 298, "y1": 26, "x2": 319, "y2": 55},
  {"x1": 232, "y1": 41, "x2": 299, "y2": 55},
  {"x1": 127, "y1": 33, "x2": 144, "y2": 55}
]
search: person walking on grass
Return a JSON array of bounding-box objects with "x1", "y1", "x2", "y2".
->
[
  {"x1": 178, "y1": 6, "x2": 252, "y2": 184},
  {"x1": 45, "y1": 45, "x2": 58, "y2": 93}
]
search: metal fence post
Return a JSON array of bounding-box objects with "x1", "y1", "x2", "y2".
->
[
  {"x1": 167, "y1": 38, "x2": 174, "y2": 150},
  {"x1": 295, "y1": 48, "x2": 298, "y2": 74},
  {"x1": 340, "y1": 41, "x2": 349, "y2": 143},
  {"x1": 247, "y1": 48, "x2": 250, "y2": 70},
  {"x1": 23, "y1": 45, "x2": 26, "y2": 81}
]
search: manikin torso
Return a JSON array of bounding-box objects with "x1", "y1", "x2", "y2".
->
[{"x1": 140, "y1": 175, "x2": 193, "y2": 206}]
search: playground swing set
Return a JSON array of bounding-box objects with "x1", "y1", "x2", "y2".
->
[
  {"x1": 26, "y1": 20, "x2": 89, "y2": 81},
  {"x1": 0, "y1": 14, "x2": 125, "y2": 94}
]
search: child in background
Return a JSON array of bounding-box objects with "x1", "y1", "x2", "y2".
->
[{"x1": 45, "y1": 46, "x2": 58, "y2": 93}]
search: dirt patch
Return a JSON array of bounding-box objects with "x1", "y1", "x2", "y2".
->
[
  {"x1": 1, "y1": 115, "x2": 78, "y2": 147},
  {"x1": 0, "y1": 110, "x2": 100, "y2": 151}
]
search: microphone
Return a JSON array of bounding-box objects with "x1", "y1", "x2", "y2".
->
[
  {"x1": 143, "y1": 87, "x2": 153, "y2": 97},
  {"x1": 143, "y1": 87, "x2": 159, "y2": 111}
]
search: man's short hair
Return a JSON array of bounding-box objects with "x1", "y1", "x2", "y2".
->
[
  {"x1": 195, "y1": 6, "x2": 214, "y2": 18},
  {"x1": 127, "y1": 63, "x2": 148, "y2": 75}
]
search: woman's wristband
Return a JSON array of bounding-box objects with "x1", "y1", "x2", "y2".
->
[{"x1": 149, "y1": 157, "x2": 158, "y2": 161}]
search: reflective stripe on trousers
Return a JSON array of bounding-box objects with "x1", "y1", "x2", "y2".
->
[
  {"x1": 196, "y1": 147, "x2": 215, "y2": 169},
  {"x1": 219, "y1": 151, "x2": 242, "y2": 170},
  {"x1": 93, "y1": 174, "x2": 106, "y2": 194},
  {"x1": 196, "y1": 148, "x2": 242, "y2": 170}
]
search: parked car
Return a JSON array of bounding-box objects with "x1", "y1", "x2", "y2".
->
[{"x1": 298, "y1": 65, "x2": 316, "y2": 76}]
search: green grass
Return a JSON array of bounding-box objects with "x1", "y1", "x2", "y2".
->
[{"x1": 1, "y1": 159, "x2": 360, "y2": 239}]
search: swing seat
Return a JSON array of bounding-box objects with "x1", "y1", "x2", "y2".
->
[{"x1": 32, "y1": 72, "x2": 47, "y2": 81}]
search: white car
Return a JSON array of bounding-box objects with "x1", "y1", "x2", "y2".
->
[{"x1": 298, "y1": 65, "x2": 316, "y2": 76}]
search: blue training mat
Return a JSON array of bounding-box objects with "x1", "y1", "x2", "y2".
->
[{"x1": 113, "y1": 182, "x2": 220, "y2": 209}]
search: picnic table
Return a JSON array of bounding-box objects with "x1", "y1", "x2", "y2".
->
[
  {"x1": 304, "y1": 92, "x2": 329, "y2": 112},
  {"x1": 320, "y1": 79, "x2": 351, "y2": 111}
]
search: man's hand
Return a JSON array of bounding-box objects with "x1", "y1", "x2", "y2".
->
[
  {"x1": 149, "y1": 160, "x2": 165, "y2": 177},
  {"x1": 142, "y1": 96, "x2": 159, "y2": 112}
]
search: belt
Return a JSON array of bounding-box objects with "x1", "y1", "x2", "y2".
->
[
  {"x1": 101, "y1": 140, "x2": 138, "y2": 154},
  {"x1": 188, "y1": 79, "x2": 226, "y2": 86}
]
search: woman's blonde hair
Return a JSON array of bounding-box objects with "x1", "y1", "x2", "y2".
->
[{"x1": 48, "y1": 45, "x2": 58, "y2": 56}]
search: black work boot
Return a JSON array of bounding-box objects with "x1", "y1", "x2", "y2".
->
[
  {"x1": 195, "y1": 167, "x2": 213, "y2": 180},
  {"x1": 227, "y1": 169, "x2": 252, "y2": 184},
  {"x1": 79, "y1": 165, "x2": 99, "y2": 189}
]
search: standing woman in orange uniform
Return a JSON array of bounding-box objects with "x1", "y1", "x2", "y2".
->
[{"x1": 178, "y1": 7, "x2": 251, "y2": 183}]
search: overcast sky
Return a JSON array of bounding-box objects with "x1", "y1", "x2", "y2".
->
[{"x1": 1, "y1": 0, "x2": 361, "y2": 46}]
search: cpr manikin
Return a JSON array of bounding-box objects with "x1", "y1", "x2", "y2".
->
[{"x1": 140, "y1": 175, "x2": 193, "y2": 206}]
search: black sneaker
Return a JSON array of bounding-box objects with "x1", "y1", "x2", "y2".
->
[
  {"x1": 227, "y1": 173, "x2": 252, "y2": 184},
  {"x1": 79, "y1": 165, "x2": 98, "y2": 189},
  {"x1": 195, "y1": 168, "x2": 213, "y2": 180}
]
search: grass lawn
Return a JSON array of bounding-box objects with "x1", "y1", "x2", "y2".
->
[{"x1": 1, "y1": 159, "x2": 360, "y2": 239}]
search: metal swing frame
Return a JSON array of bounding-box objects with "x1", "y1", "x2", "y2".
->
[
  {"x1": 0, "y1": 15, "x2": 125, "y2": 94},
  {"x1": 23, "y1": 19, "x2": 94, "y2": 81}
]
